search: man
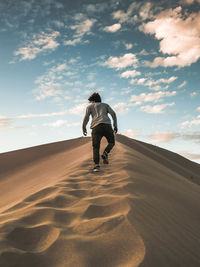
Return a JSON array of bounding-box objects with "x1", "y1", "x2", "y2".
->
[{"x1": 82, "y1": 92, "x2": 118, "y2": 172}]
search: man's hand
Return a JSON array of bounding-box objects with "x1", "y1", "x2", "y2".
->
[
  {"x1": 83, "y1": 128, "x2": 87, "y2": 136},
  {"x1": 114, "y1": 126, "x2": 118, "y2": 134}
]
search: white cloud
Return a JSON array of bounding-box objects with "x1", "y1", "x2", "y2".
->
[
  {"x1": 34, "y1": 62, "x2": 70, "y2": 100},
  {"x1": 64, "y1": 38, "x2": 82, "y2": 46},
  {"x1": 51, "y1": 63, "x2": 68, "y2": 72},
  {"x1": 130, "y1": 76, "x2": 177, "y2": 90},
  {"x1": 74, "y1": 81, "x2": 83, "y2": 86},
  {"x1": 0, "y1": 111, "x2": 69, "y2": 130},
  {"x1": 120, "y1": 70, "x2": 141, "y2": 78},
  {"x1": 72, "y1": 18, "x2": 96, "y2": 37},
  {"x1": 64, "y1": 17, "x2": 96, "y2": 46},
  {"x1": 146, "y1": 76, "x2": 177, "y2": 87},
  {"x1": 178, "y1": 81, "x2": 187, "y2": 88},
  {"x1": 122, "y1": 129, "x2": 140, "y2": 139},
  {"x1": 43, "y1": 120, "x2": 80, "y2": 128},
  {"x1": 196, "y1": 107, "x2": 200, "y2": 112},
  {"x1": 44, "y1": 119, "x2": 68, "y2": 127},
  {"x1": 35, "y1": 81, "x2": 63, "y2": 100},
  {"x1": 64, "y1": 95, "x2": 72, "y2": 100},
  {"x1": 64, "y1": 71, "x2": 77, "y2": 77},
  {"x1": 113, "y1": 102, "x2": 129, "y2": 114},
  {"x1": 54, "y1": 20, "x2": 65, "y2": 28},
  {"x1": 151, "y1": 85, "x2": 162, "y2": 91},
  {"x1": 69, "y1": 103, "x2": 87, "y2": 115},
  {"x1": 130, "y1": 91, "x2": 176, "y2": 104},
  {"x1": 14, "y1": 31, "x2": 60, "y2": 61},
  {"x1": 112, "y1": 9, "x2": 130, "y2": 24},
  {"x1": 125, "y1": 43, "x2": 133, "y2": 50},
  {"x1": 140, "y1": 102, "x2": 175, "y2": 114},
  {"x1": 120, "y1": 87, "x2": 132, "y2": 95},
  {"x1": 67, "y1": 122, "x2": 80, "y2": 127},
  {"x1": 190, "y1": 92, "x2": 197, "y2": 97},
  {"x1": 137, "y1": 78, "x2": 147, "y2": 85},
  {"x1": 141, "y1": 7, "x2": 200, "y2": 67},
  {"x1": 82, "y1": 90, "x2": 92, "y2": 96},
  {"x1": 0, "y1": 116, "x2": 10, "y2": 128},
  {"x1": 97, "y1": 87, "x2": 104, "y2": 92},
  {"x1": 149, "y1": 131, "x2": 179, "y2": 143},
  {"x1": 104, "y1": 23, "x2": 121, "y2": 32},
  {"x1": 157, "y1": 76, "x2": 177, "y2": 84},
  {"x1": 86, "y1": 82, "x2": 96, "y2": 88},
  {"x1": 181, "y1": 119, "x2": 200, "y2": 127},
  {"x1": 112, "y1": 2, "x2": 154, "y2": 26},
  {"x1": 139, "y1": 2, "x2": 153, "y2": 20},
  {"x1": 137, "y1": 49, "x2": 149, "y2": 56},
  {"x1": 16, "y1": 111, "x2": 68, "y2": 119},
  {"x1": 104, "y1": 53, "x2": 138, "y2": 70},
  {"x1": 112, "y1": 2, "x2": 140, "y2": 24},
  {"x1": 74, "y1": 97, "x2": 88, "y2": 103},
  {"x1": 87, "y1": 72, "x2": 96, "y2": 81}
]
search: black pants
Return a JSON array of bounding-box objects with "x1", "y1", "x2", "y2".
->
[{"x1": 91, "y1": 123, "x2": 115, "y2": 164}]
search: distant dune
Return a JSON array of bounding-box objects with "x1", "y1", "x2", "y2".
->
[{"x1": 0, "y1": 134, "x2": 200, "y2": 267}]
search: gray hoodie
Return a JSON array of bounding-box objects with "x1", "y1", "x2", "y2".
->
[{"x1": 82, "y1": 102, "x2": 117, "y2": 130}]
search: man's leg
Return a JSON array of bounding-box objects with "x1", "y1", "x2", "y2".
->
[
  {"x1": 92, "y1": 125, "x2": 103, "y2": 165},
  {"x1": 103, "y1": 124, "x2": 115, "y2": 156}
]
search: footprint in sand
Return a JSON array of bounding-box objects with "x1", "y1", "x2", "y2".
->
[
  {"x1": 83, "y1": 199, "x2": 130, "y2": 219},
  {"x1": 6, "y1": 225, "x2": 60, "y2": 253},
  {"x1": 36, "y1": 194, "x2": 79, "y2": 209},
  {"x1": 54, "y1": 210, "x2": 78, "y2": 226},
  {"x1": 73, "y1": 215, "x2": 126, "y2": 236},
  {"x1": 19, "y1": 208, "x2": 55, "y2": 226}
]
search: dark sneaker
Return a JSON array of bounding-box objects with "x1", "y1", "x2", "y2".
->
[
  {"x1": 93, "y1": 165, "x2": 100, "y2": 172},
  {"x1": 101, "y1": 151, "x2": 109, "y2": 164}
]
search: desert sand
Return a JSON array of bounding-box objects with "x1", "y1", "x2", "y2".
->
[{"x1": 0, "y1": 134, "x2": 200, "y2": 267}]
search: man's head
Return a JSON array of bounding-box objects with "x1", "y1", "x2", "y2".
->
[{"x1": 88, "y1": 92, "x2": 101, "y2": 103}]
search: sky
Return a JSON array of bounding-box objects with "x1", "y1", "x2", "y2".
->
[{"x1": 0, "y1": 0, "x2": 200, "y2": 163}]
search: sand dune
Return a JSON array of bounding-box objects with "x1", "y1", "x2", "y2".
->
[{"x1": 0, "y1": 135, "x2": 200, "y2": 267}]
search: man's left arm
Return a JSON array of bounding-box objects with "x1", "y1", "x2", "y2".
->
[{"x1": 82, "y1": 106, "x2": 90, "y2": 136}]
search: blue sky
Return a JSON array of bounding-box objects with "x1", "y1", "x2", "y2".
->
[{"x1": 0, "y1": 0, "x2": 200, "y2": 163}]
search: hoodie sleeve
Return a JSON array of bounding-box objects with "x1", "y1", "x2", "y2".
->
[
  {"x1": 82, "y1": 106, "x2": 91, "y2": 130},
  {"x1": 107, "y1": 104, "x2": 117, "y2": 128}
]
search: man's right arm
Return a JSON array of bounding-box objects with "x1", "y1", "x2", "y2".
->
[{"x1": 107, "y1": 105, "x2": 118, "y2": 133}]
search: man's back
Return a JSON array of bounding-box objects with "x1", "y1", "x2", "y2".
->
[{"x1": 83, "y1": 102, "x2": 117, "y2": 129}]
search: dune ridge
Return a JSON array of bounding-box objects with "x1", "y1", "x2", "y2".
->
[{"x1": 0, "y1": 135, "x2": 200, "y2": 267}]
